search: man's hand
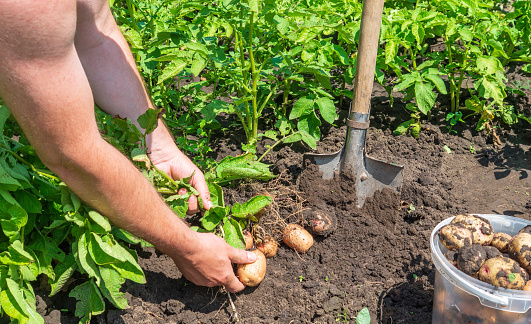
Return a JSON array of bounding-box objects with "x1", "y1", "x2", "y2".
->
[
  {"x1": 171, "y1": 232, "x2": 257, "y2": 293},
  {"x1": 149, "y1": 139, "x2": 212, "y2": 214}
]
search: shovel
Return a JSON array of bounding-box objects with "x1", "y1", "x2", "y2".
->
[{"x1": 303, "y1": 0, "x2": 403, "y2": 208}]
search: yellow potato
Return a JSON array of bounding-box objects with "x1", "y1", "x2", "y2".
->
[
  {"x1": 282, "y1": 224, "x2": 314, "y2": 253},
  {"x1": 236, "y1": 249, "x2": 267, "y2": 287},
  {"x1": 256, "y1": 236, "x2": 278, "y2": 258}
]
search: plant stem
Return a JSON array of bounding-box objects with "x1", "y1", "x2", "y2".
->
[
  {"x1": 249, "y1": 12, "x2": 258, "y2": 145},
  {"x1": 0, "y1": 142, "x2": 59, "y2": 181}
]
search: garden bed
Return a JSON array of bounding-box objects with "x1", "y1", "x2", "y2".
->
[{"x1": 34, "y1": 69, "x2": 531, "y2": 323}]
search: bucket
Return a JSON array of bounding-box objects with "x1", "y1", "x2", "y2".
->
[{"x1": 431, "y1": 214, "x2": 531, "y2": 324}]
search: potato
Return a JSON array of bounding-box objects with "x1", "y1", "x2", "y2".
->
[
  {"x1": 236, "y1": 249, "x2": 267, "y2": 287},
  {"x1": 478, "y1": 256, "x2": 527, "y2": 289},
  {"x1": 439, "y1": 224, "x2": 473, "y2": 251},
  {"x1": 457, "y1": 244, "x2": 487, "y2": 276},
  {"x1": 508, "y1": 232, "x2": 531, "y2": 273},
  {"x1": 451, "y1": 214, "x2": 494, "y2": 245},
  {"x1": 491, "y1": 232, "x2": 512, "y2": 253},
  {"x1": 444, "y1": 250, "x2": 458, "y2": 267},
  {"x1": 304, "y1": 209, "x2": 336, "y2": 236},
  {"x1": 517, "y1": 225, "x2": 531, "y2": 235},
  {"x1": 483, "y1": 245, "x2": 502, "y2": 260},
  {"x1": 256, "y1": 236, "x2": 278, "y2": 258},
  {"x1": 524, "y1": 280, "x2": 531, "y2": 291},
  {"x1": 282, "y1": 224, "x2": 314, "y2": 253},
  {"x1": 243, "y1": 230, "x2": 254, "y2": 250}
]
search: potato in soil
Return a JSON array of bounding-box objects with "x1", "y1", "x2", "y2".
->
[
  {"x1": 508, "y1": 232, "x2": 531, "y2": 273},
  {"x1": 451, "y1": 214, "x2": 494, "y2": 245},
  {"x1": 282, "y1": 224, "x2": 314, "y2": 253},
  {"x1": 439, "y1": 224, "x2": 473, "y2": 251},
  {"x1": 491, "y1": 232, "x2": 512, "y2": 253},
  {"x1": 483, "y1": 245, "x2": 502, "y2": 260},
  {"x1": 478, "y1": 256, "x2": 527, "y2": 290},
  {"x1": 256, "y1": 236, "x2": 278, "y2": 258},
  {"x1": 236, "y1": 249, "x2": 267, "y2": 287},
  {"x1": 457, "y1": 244, "x2": 487, "y2": 277},
  {"x1": 304, "y1": 208, "x2": 336, "y2": 236}
]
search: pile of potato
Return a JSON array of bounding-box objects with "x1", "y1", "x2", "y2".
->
[
  {"x1": 237, "y1": 209, "x2": 337, "y2": 287},
  {"x1": 439, "y1": 214, "x2": 531, "y2": 291}
]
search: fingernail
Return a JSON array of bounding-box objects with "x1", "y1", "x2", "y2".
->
[
  {"x1": 247, "y1": 251, "x2": 257, "y2": 262},
  {"x1": 208, "y1": 201, "x2": 214, "y2": 208}
]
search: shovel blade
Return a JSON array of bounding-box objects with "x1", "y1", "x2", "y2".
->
[
  {"x1": 303, "y1": 150, "x2": 343, "y2": 180},
  {"x1": 355, "y1": 155, "x2": 403, "y2": 208}
]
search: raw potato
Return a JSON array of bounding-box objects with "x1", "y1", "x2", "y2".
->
[
  {"x1": 444, "y1": 250, "x2": 458, "y2": 267},
  {"x1": 483, "y1": 245, "x2": 502, "y2": 260},
  {"x1": 243, "y1": 230, "x2": 254, "y2": 250},
  {"x1": 282, "y1": 224, "x2": 314, "y2": 253},
  {"x1": 508, "y1": 232, "x2": 531, "y2": 273},
  {"x1": 524, "y1": 280, "x2": 531, "y2": 291},
  {"x1": 439, "y1": 224, "x2": 473, "y2": 251},
  {"x1": 256, "y1": 236, "x2": 278, "y2": 258},
  {"x1": 304, "y1": 209, "x2": 337, "y2": 236},
  {"x1": 236, "y1": 249, "x2": 267, "y2": 287},
  {"x1": 451, "y1": 214, "x2": 494, "y2": 245},
  {"x1": 457, "y1": 244, "x2": 486, "y2": 276},
  {"x1": 478, "y1": 256, "x2": 527, "y2": 290},
  {"x1": 491, "y1": 232, "x2": 512, "y2": 253}
]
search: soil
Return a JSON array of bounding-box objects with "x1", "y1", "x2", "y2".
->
[{"x1": 36, "y1": 67, "x2": 531, "y2": 323}]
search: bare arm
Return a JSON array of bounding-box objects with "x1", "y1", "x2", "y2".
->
[
  {"x1": 74, "y1": 0, "x2": 210, "y2": 213},
  {"x1": 0, "y1": 0, "x2": 254, "y2": 293}
]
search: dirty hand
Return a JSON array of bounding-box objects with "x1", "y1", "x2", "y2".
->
[{"x1": 172, "y1": 232, "x2": 257, "y2": 293}]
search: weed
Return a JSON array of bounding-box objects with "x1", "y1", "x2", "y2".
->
[{"x1": 298, "y1": 275, "x2": 305, "y2": 282}]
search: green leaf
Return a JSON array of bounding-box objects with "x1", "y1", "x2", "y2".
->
[
  {"x1": 69, "y1": 280, "x2": 105, "y2": 324},
  {"x1": 137, "y1": 108, "x2": 164, "y2": 135},
  {"x1": 385, "y1": 40, "x2": 399, "y2": 64},
  {"x1": 394, "y1": 119, "x2": 414, "y2": 135},
  {"x1": 157, "y1": 59, "x2": 187, "y2": 84},
  {"x1": 87, "y1": 211, "x2": 112, "y2": 233},
  {"x1": 393, "y1": 74, "x2": 418, "y2": 92},
  {"x1": 223, "y1": 218, "x2": 245, "y2": 249},
  {"x1": 248, "y1": 0, "x2": 261, "y2": 13},
  {"x1": 443, "y1": 145, "x2": 452, "y2": 154},
  {"x1": 1, "y1": 204, "x2": 28, "y2": 238},
  {"x1": 414, "y1": 81, "x2": 436, "y2": 115},
  {"x1": 201, "y1": 206, "x2": 229, "y2": 231},
  {"x1": 215, "y1": 154, "x2": 275, "y2": 182},
  {"x1": 356, "y1": 307, "x2": 371, "y2": 324},
  {"x1": 425, "y1": 74, "x2": 447, "y2": 95},
  {"x1": 108, "y1": 245, "x2": 146, "y2": 284},
  {"x1": 300, "y1": 131, "x2": 317, "y2": 149},
  {"x1": 120, "y1": 28, "x2": 143, "y2": 49},
  {"x1": 289, "y1": 97, "x2": 314, "y2": 120},
  {"x1": 283, "y1": 132, "x2": 302, "y2": 144},
  {"x1": 522, "y1": 64, "x2": 531, "y2": 74},
  {"x1": 50, "y1": 254, "x2": 77, "y2": 297},
  {"x1": 315, "y1": 97, "x2": 337, "y2": 124},
  {"x1": 191, "y1": 55, "x2": 207, "y2": 77},
  {"x1": 476, "y1": 56, "x2": 503, "y2": 75},
  {"x1": 74, "y1": 233, "x2": 100, "y2": 282},
  {"x1": 231, "y1": 195, "x2": 272, "y2": 219},
  {"x1": 315, "y1": 73, "x2": 331, "y2": 90},
  {"x1": 202, "y1": 100, "x2": 233, "y2": 123},
  {"x1": 0, "y1": 162, "x2": 22, "y2": 191},
  {"x1": 97, "y1": 266, "x2": 128, "y2": 309},
  {"x1": 1, "y1": 278, "x2": 29, "y2": 323},
  {"x1": 89, "y1": 233, "x2": 126, "y2": 265},
  {"x1": 13, "y1": 191, "x2": 42, "y2": 214},
  {"x1": 208, "y1": 182, "x2": 224, "y2": 207}
]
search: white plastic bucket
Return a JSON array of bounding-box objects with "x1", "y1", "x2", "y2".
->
[{"x1": 431, "y1": 214, "x2": 531, "y2": 324}]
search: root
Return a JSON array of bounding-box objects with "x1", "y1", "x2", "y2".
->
[{"x1": 226, "y1": 289, "x2": 239, "y2": 322}]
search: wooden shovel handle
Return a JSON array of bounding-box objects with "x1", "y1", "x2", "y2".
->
[{"x1": 351, "y1": 0, "x2": 385, "y2": 114}]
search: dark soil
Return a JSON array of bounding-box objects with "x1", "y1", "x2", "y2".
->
[{"x1": 38, "y1": 69, "x2": 531, "y2": 323}]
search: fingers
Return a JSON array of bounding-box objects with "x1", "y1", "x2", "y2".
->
[
  {"x1": 191, "y1": 171, "x2": 213, "y2": 210},
  {"x1": 228, "y1": 247, "x2": 257, "y2": 265},
  {"x1": 225, "y1": 275, "x2": 246, "y2": 293}
]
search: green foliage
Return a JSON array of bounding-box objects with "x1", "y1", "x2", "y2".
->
[
  {"x1": 0, "y1": 106, "x2": 147, "y2": 323},
  {"x1": 356, "y1": 307, "x2": 371, "y2": 324}
]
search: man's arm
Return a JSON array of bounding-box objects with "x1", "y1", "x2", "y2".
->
[
  {"x1": 0, "y1": 0, "x2": 254, "y2": 293},
  {"x1": 74, "y1": 0, "x2": 210, "y2": 213}
]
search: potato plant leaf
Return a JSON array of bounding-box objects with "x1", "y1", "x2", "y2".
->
[
  {"x1": 108, "y1": 244, "x2": 146, "y2": 284},
  {"x1": 97, "y1": 266, "x2": 128, "y2": 309},
  {"x1": 315, "y1": 97, "x2": 337, "y2": 124},
  {"x1": 356, "y1": 307, "x2": 371, "y2": 324},
  {"x1": 88, "y1": 233, "x2": 126, "y2": 265},
  {"x1": 49, "y1": 254, "x2": 77, "y2": 297},
  {"x1": 223, "y1": 218, "x2": 245, "y2": 250},
  {"x1": 69, "y1": 280, "x2": 105, "y2": 324},
  {"x1": 1, "y1": 278, "x2": 29, "y2": 323},
  {"x1": 157, "y1": 59, "x2": 187, "y2": 85},
  {"x1": 137, "y1": 108, "x2": 164, "y2": 135},
  {"x1": 201, "y1": 206, "x2": 229, "y2": 231}
]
